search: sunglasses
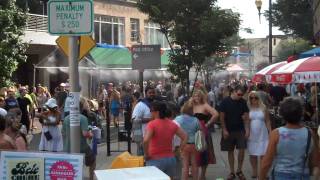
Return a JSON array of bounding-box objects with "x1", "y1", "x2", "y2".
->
[
  {"x1": 250, "y1": 96, "x2": 259, "y2": 100},
  {"x1": 237, "y1": 93, "x2": 243, "y2": 97}
]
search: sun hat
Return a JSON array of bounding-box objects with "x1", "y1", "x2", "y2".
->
[{"x1": 45, "y1": 98, "x2": 58, "y2": 108}]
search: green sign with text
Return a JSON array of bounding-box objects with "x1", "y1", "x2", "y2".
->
[{"x1": 48, "y1": 0, "x2": 93, "y2": 35}]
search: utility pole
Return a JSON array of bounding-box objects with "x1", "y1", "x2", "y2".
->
[
  {"x1": 255, "y1": 0, "x2": 273, "y2": 64},
  {"x1": 69, "y1": 36, "x2": 81, "y2": 153},
  {"x1": 268, "y1": 0, "x2": 272, "y2": 64}
]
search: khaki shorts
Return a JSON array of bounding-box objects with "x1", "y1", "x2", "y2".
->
[{"x1": 220, "y1": 131, "x2": 247, "y2": 151}]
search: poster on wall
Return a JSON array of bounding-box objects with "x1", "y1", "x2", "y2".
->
[{"x1": 0, "y1": 151, "x2": 83, "y2": 180}]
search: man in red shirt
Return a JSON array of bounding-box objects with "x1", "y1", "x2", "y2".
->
[{"x1": 143, "y1": 101, "x2": 187, "y2": 178}]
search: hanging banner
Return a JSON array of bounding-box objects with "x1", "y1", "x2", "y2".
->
[{"x1": 0, "y1": 151, "x2": 83, "y2": 180}]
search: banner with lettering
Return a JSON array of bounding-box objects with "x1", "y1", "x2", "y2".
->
[
  {"x1": 7, "y1": 158, "x2": 44, "y2": 180},
  {"x1": 0, "y1": 151, "x2": 83, "y2": 180}
]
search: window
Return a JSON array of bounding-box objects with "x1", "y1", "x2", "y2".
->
[
  {"x1": 94, "y1": 15, "x2": 125, "y2": 45},
  {"x1": 130, "y1": 18, "x2": 140, "y2": 42},
  {"x1": 144, "y1": 21, "x2": 169, "y2": 48}
]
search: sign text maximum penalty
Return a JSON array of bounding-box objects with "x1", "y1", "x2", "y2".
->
[{"x1": 55, "y1": 4, "x2": 84, "y2": 20}]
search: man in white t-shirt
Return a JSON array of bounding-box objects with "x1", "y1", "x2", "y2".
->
[{"x1": 131, "y1": 86, "x2": 155, "y2": 155}]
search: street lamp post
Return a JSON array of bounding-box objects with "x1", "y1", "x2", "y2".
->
[{"x1": 255, "y1": 0, "x2": 273, "y2": 64}]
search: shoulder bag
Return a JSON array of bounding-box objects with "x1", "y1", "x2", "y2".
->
[{"x1": 195, "y1": 130, "x2": 207, "y2": 152}]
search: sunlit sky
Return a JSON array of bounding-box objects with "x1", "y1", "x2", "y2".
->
[{"x1": 217, "y1": 0, "x2": 284, "y2": 39}]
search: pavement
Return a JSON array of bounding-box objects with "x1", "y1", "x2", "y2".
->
[
  {"x1": 93, "y1": 129, "x2": 254, "y2": 180},
  {"x1": 28, "y1": 116, "x2": 255, "y2": 180}
]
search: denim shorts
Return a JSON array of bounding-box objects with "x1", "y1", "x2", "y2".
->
[
  {"x1": 273, "y1": 172, "x2": 310, "y2": 180},
  {"x1": 146, "y1": 157, "x2": 176, "y2": 177}
]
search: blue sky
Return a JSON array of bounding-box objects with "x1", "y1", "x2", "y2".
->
[{"x1": 217, "y1": 0, "x2": 284, "y2": 38}]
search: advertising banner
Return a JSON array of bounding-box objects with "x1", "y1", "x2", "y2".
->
[{"x1": 0, "y1": 151, "x2": 83, "y2": 180}]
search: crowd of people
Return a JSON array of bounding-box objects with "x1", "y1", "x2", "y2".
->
[
  {"x1": 130, "y1": 80, "x2": 320, "y2": 180},
  {"x1": 0, "y1": 79, "x2": 319, "y2": 180}
]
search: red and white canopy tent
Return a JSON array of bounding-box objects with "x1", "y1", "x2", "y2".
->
[
  {"x1": 271, "y1": 56, "x2": 320, "y2": 126},
  {"x1": 252, "y1": 61, "x2": 287, "y2": 83},
  {"x1": 271, "y1": 56, "x2": 320, "y2": 84}
]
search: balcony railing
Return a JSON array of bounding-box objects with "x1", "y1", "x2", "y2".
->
[{"x1": 26, "y1": 13, "x2": 48, "y2": 32}]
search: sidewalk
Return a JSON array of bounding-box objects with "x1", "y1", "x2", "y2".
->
[
  {"x1": 94, "y1": 129, "x2": 254, "y2": 179},
  {"x1": 28, "y1": 118, "x2": 254, "y2": 179}
]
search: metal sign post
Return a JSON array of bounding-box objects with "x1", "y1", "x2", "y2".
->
[
  {"x1": 48, "y1": 0, "x2": 93, "y2": 153},
  {"x1": 68, "y1": 37, "x2": 81, "y2": 153}
]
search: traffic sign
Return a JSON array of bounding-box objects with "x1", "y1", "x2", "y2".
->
[
  {"x1": 48, "y1": 0, "x2": 93, "y2": 35},
  {"x1": 56, "y1": 36, "x2": 96, "y2": 60},
  {"x1": 132, "y1": 45, "x2": 161, "y2": 70}
]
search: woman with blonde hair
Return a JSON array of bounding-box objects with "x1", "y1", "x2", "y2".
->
[
  {"x1": 36, "y1": 86, "x2": 49, "y2": 113},
  {"x1": 191, "y1": 90, "x2": 218, "y2": 180},
  {"x1": 247, "y1": 91, "x2": 271, "y2": 179}
]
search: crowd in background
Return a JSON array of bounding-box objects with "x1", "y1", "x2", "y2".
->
[{"x1": 0, "y1": 79, "x2": 319, "y2": 180}]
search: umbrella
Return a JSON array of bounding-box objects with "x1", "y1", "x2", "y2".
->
[
  {"x1": 299, "y1": 47, "x2": 320, "y2": 58},
  {"x1": 226, "y1": 64, "x2": 244, "y2": 72},
  {"x1": 271, "y1": 56, "x2": 320, "y2": 126},
  {"x1": 271, "y1": 56, "x2": 320, "y2": 84},
  {"x1": 252, "y1": 61, "x2": 287, "y2": 83}
]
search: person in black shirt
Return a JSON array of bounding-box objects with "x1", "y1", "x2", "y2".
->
[
  {"x1": 17, "y1": 87, "x2": 31, "y2": 133},
  {"x1": 269, "y1": 85, "x2": 288, "y2": 106},
  {"x1": 219, "y1": 85, "x2": 249, "y2": 180}
]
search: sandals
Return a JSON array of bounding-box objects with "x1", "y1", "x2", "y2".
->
[
  {"x1": 236, "y1": 171, "x2": 246, "y2": 180},
  {"x1": 227, "y1": 173, "x2": 236, "y2": 180}
]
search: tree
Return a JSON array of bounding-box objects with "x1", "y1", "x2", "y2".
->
[
  {"x1": 267, "y1": 0, "x2": 313, "y2": 41},
  {"x1": 138, "y1": 0, "x2": 240, "y2": 94},
  {"x1": 274, "y1": 38, "x2": 311, "y2": 63},
  {"x1": 0, "y1": 0, "x2": 28, "y2": 87}
]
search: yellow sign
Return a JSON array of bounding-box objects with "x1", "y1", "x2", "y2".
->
[{"x1": 56, "y1": 36, "x2": 96, "y2": 61}]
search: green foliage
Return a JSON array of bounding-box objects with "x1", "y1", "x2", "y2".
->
[
  {"x1": 0, "y1": 0, "x2": 28, "y2": 87},
  {"x1": 138, "y1": 0, "x2": 240, "y2": 92},
  {"x1": 274, "y1": 38, "x2": 311, "y2": 62},
  {"x1": 266, "y1": 0, "x2": 313, "y2": 41}
]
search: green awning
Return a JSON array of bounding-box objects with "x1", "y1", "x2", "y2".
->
[{"x1": 90, "y1": 47, "x2": 170, "y2": 68}]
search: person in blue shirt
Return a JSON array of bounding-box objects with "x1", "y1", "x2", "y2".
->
[
  {"x1": 260, "y1": 97, "x2": 319, "y2": 180},
  {"x1": 175, "y1": 101, "x2": 200, "y2": 180}
]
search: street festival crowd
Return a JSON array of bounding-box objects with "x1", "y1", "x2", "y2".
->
[{"x1": 0, "y1": 79, "x2": 319, "y2": 180}]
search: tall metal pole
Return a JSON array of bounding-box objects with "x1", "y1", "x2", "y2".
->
[
  {"x1": 33, "y1": 64, "x2": 36, "y2": 88},
  {"x1": 69, "y1": 36, "x2": 81, "y2": 153},
  {"x1": 268, "y1": 0, "x2": 272, "y2": 64},
  {"x1": 139, "y1": 70, "x2": 144, "y2": 96}
]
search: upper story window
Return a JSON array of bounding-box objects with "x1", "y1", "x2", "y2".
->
[
  {"x1": 144, "y1": 21, "x2": 169, "y2": 48},
  {"x1": 94, "y1": 15, "x2": 125, "y2": 45},
  {"x1": 130, "y1": 18, "x2": 140, "y2": 42}
]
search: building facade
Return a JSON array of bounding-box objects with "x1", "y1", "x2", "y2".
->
[
  {"x1": 226, "y1": 36, "x2": 286, "y2": 78},
  {"x1": 20, "y1": 0, "x2": 170, "y2": 96}
]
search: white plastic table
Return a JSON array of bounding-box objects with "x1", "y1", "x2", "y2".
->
[{"x1": 94, "y1": 166, "x2": 170, "y2": 180}]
